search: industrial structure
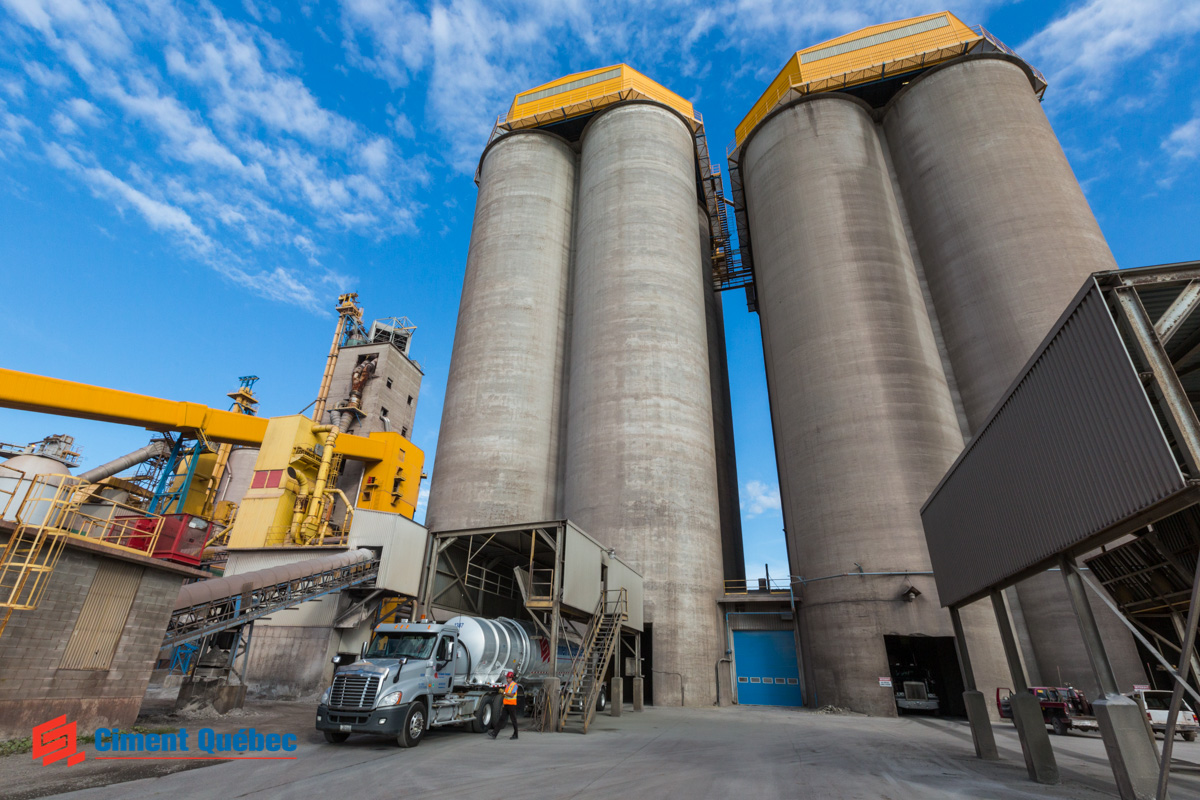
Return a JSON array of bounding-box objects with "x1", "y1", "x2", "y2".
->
[
  {"x1": 723, "y1": 10, "x2": 1144, "y2": 717},
  {"x1": 923, "y1": 261, "x2": 1200, "y2": 798},
  {"x1": 0, "y1": 293, "x2": 431, "y2": 730},
  {"x1": 3, "y1": 9, "x2": 1190, "y2": 795},
  {"x1": 427, "y1": 64, "x2": 743, "y2": 707}
]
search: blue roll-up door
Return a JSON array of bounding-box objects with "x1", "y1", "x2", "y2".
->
[{"x1": 732, "y1": 630, "x2": 804, "y2": 706}]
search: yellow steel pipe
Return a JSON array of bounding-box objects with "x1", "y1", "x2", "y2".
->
[{"x1": 300, "y1": 425, "x2": 338, "y2": 542}]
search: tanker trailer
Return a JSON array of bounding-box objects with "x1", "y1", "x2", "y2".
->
[{"x1": 315, "y1": 615, "x2": 599, "y2": 747}]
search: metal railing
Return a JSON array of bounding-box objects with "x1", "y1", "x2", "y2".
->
[
  {"x1": 971, "y1": 25, "x2": 1048, "y2": 91},
  {"x1": 0, "y1": 461, "x2": 25, "y2": 519},
  {"x1": 0, "y1": 474, "x2": 165, "y2": 637},
  {"x1": 724, "y1": 577, "x2": 792, "y2": 595},
  {"x1": 558, "y1": 588, "x2": 627, "y2": 732}
]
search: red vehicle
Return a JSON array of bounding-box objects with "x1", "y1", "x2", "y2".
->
[{"x1": 997, "y1": 686, "x2": 1100, "y2": 735}]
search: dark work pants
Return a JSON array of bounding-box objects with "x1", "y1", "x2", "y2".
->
[{"x1": 493, "y1": 704, "x2": 519, "y2": 736}]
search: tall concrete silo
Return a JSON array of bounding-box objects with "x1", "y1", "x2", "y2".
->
[
  {"x1": 425, "y1": 132, "x2": 575, "y2": 532},
  {"x1": 883, "y1": 55, "x2": 1117, "y2": 427},
  {"x1": 738, "y1": 93, "x2": 1010, "y2": 715},
  {"x1": 728, "y1": 12, "x2": 1144, "y2": 712},
  {"x1": 883, "y1": 54, "x2": 1141, "y2": 699},
  {"x1": 563, "y1": 102, "x2": 726, "y2": 706}
]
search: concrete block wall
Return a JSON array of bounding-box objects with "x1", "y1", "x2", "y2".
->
[{"x1": 0, "y1": 543, "x2": 183, "y2": 739}]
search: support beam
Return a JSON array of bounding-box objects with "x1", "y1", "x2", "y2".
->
[
  {"x1": 1060, "y1": 558, "x2": 1159, "y2": 800},
  {"x1": 1114, "y1": 287, "x2": 1200, "y2": 476},
  {"x1": 1155, "y1": 540, "x2": 1200, "y2": 800},
  {"x1": 991, "y1": 590, "x2": 1059, "y2": 784},
  {"x1": 1155, "y1": 280, "x2": 1200, "y2": 345},
  {"x1": 951, "y1": 605, "x2": 998, "y2": 760}
]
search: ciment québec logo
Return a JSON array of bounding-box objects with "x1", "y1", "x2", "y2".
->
[
  {"x1": 32, "y1": 717, "x2": 300, "y2": 766},
  {"x1": 33, "y1": 716, "x2": 86, "y2": 767}
]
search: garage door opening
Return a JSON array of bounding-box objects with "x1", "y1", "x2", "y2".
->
[
  {"x1": 729, "y1": 612, "x2": 804, "y2": 707},
  {"x1": 884, "y1": 634, "x2": 966, "y2": 717}
]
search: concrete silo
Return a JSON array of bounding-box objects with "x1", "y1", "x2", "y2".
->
[
  {"x1": 737, "y1": 92, "x2": 1010, "y2": 715},
  {"x1": 883, "y1": 55, "x2": 1117, "y2": 427},
  {"x1": 564, "y1": 102, "x2": 725, "y2": 706},
  {"x1": 429, "y1": 67, "x2": 738, "y2": 705},
  {"x1": 425, "y1": 132, "x2": 576, "y2": 532},
  {"x1": 728, "y1": 11, "x2": 1145, "y2": 712},
  {"x1": 883, "y1": 54, "x2": 1142, "y2": 698}
]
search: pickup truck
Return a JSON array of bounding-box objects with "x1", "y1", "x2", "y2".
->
[
  {"x1": 997, "y1": 686, "x2": 1099, "y2": 735},
  {"x1": 1128, "y1": 689, "x2": 1200, "y2": 741}
]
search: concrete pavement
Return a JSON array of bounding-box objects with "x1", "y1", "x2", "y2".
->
[{"x1": 15, "y1": 703, "x2": 1200, "y2": 799}]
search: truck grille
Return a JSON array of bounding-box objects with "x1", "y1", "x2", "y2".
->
[
  {"x1": 903, "y1": 681, "x2": 929, "y2": 701},
  {"x1": 330, "y1": 674, "x2": 380, "y2": 710}
]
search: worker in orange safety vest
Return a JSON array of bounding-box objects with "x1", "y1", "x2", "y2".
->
[{"x1": 488, "y1": 670, "x2": 520, "y2": 740}]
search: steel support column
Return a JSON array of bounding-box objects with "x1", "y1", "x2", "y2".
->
[
  {"x1": 951, "y1": 605, "x2": 999, "y2": 760},
  {"x1": 1061, "y1": 557, "x2": 1160, "y2": 800},
  {"x1": 991, "y1": 590, "x2": 1059, "y2": 783}
]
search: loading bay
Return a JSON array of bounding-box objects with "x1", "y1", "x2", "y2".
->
[{"x1": 9, "y1": 701, "x2": 1200, "y2": 800}]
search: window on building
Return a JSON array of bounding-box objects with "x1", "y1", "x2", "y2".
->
[
  {"x1": 386, "y1": 378, "x2": 393, "y2": 389},
  {"x1": 381, "y1": 407, "x2": 389, "y2": 418},
  {"x1": 407, "y1": 395, "x2": 413, "y2": 406},
  {"x1": 401, "y1": 426, "x2": 409, "y2": 437}
]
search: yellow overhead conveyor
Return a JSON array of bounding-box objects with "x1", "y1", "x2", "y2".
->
[{"x1": 0, "y1": 367, "x2": 424, "y2": 521}]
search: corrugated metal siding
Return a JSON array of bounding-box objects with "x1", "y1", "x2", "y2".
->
[
  {"x1": 60, "y1": 559, "x2": 144, "y2": 670},
  {"x1": 729, "y1": 612, "x2": 794, "y2": 631},
  {"x1": 922, "y1": 281, "x2": 1189, "y2": 607}
]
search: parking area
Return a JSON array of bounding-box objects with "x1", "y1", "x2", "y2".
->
[{"x1": 9, "y1": 701, "x2": 1200, "y2": 800}]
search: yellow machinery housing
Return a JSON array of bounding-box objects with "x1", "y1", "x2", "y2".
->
[
  {"x1": 0, "y1": 368, "x2": 424, "y2": 550},
  {"x1": 503, "y1": 64, "x2": 696, "y2": 133},
  {"x1": 735, "y1": 11, "x2": 983, "y2": 146}
]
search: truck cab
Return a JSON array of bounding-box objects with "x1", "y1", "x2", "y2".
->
[
  {"x1": 1128, "y1": 689, "x2": 1200, "y2": 741},
  {"x1": 997, "y1": 686, "x2": 1099, "y2": 736},
  {"x1": 315, "y1": 621, "x2": 494, "y2": 748}
]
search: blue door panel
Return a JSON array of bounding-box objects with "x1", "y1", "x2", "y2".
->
[{"x1": 733, "y1": 630, "x2": 804, "y2": 706}]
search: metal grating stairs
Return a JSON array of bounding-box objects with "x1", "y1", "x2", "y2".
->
[{"x1": 558, "y1": 588, "x2": 627, "y2": 733}]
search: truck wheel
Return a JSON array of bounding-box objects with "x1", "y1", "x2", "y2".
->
[
  {"x1": 398, "y1": 703, "x2": 426, "y2": 748},
  {"x1": 472, "y1": 695, "x2": 495, "y2": 733},
  {"x1": 1183, "y1": 731, "x2": 1197, "y2": 743},
  {"x1": 323, "y1": 731, "x2": 349, "y2": 744},
  {"x1": 1052, "y1": 716, "x2": 1069, "y2": 736},
  {"x1": 596, "y1": 685, "x2": 607, "y2": 712}
]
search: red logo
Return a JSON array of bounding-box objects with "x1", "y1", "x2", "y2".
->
[
  {"x1": 32, "y1": 716, "x2": 86, "y2": 767},
  {"x1": 539, "y1": 638, "x2": 551, "y2": 662}
]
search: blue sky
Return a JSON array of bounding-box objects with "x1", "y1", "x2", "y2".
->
[{"x1": 1, "y1": 0, "x2": 1198, "y2": 581}]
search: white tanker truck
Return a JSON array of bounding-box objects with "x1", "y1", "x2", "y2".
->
[{"x1": 316, "y1": 616, "x2": 605, "y2": 747}]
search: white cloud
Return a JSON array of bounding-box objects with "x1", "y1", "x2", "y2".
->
[
  {"x1": 24, "y1": 60, "x2": 68, "y2": 88},
  {"x1": 46, "y1": 141, "x2": 213, "y2": 250},
  {"x1": 1021, "y1": 0, "x2": 1200, "y2": 104},
  {"x1": 0, "y1": 99, "x2": 32, "y2": 156},
  {"x1": 741, "y1": 479, "x2": 781, "y2": 518},
  {"x1": 65, "y1": 96, "x2": 101, "y2": 123},
  {"x1": 1164, "y1": 116, "x2": 1200, "y2": 161},
  {"x1": 2, "y1": 0, "x2": 419, "y2": 308},
  {"x1": 359, "y1": 136, "x2": 389, "y2": 174},
  {"x1": 50, "y1": 109, "x2": 78, "y2": 134}
]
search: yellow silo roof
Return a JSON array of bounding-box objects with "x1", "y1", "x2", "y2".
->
[
  {"x1": 734, "y1": 11, "x2": 983, "y2": 146},
  {"x1": 504, "y1": 64, "x2": 696, "y2": 132}
]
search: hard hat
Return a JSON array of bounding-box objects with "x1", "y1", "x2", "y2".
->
[{"x1": 506, "y1": 671, "x2": 515, "y2": 679}]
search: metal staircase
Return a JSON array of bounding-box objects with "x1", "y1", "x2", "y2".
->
[{"x1": 558, "y1": 588, "x2": 627, "y2": 733}]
